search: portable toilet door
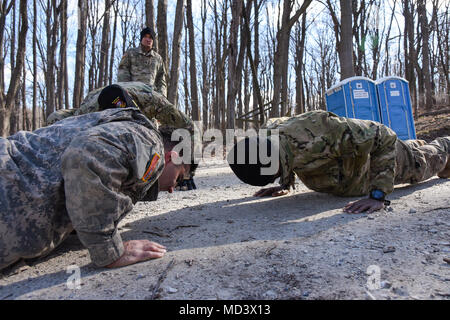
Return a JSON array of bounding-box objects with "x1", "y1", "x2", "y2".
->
[
  {"x1": 325, "y1": 76, "x2": 381, "y2": 122},
  {"x1": 376, "y1": 76, "x2": 417, "y2": 140}
]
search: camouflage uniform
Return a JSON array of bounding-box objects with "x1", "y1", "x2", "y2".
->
[
  {"x1": 46, "y1": 82, "x2": 192, "y2": 131},
  {"x1": 117, "y1": 46, "x2": 167, "y2": 96},
  {"x1": 264, "y1": 110, "x2": 449, "y2": 197},
  {"x1": 0, "y1": 108, "x2": 164, "y2": 270}
]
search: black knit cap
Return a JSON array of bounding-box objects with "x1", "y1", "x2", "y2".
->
[
  {"x1": 227, "y1": 136, "x2": 279, "y2": 186},
  {"x1": 97, "y1": 84, "x2": 138, "y2": 111},
  {"x1": 140, "y1": 27, "x2": 156, "y2": 41}
]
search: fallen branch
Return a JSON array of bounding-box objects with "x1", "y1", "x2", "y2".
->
[
  {"x1": 171, "y1": 225, "x2": 200, "y2": 232},
  {"x1": 421, "y1": 206, "x2": 450, "y2": 214},
  {"x1": 142, "y1": 230, "x2": 171, "y2": 238},
  {"x1": 149, "y1": 259, "x2": 175, "y2": 299}
]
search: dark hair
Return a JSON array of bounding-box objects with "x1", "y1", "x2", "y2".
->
[
  {"x1": 140, "y1": 27, "x2": 156, "y2": 41},
  {"x1": 227, "y1": 136, "x2": 279, "y2": 186}
]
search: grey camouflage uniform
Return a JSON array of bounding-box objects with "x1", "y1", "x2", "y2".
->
[
  {"x1": 118, "y1": 46, "x2": 167, "y2": 96},
  {"x1": 264, "y1": 110, "x2": 449, "y2": 196},
  {"x1": 0, "y1": 108, "x2": 164, "y2": 270}
]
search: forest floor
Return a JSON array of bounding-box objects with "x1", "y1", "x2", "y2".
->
[
  {"x1": 415, "y1": 107, "x2": 450, "y2": 141},
  {"x1": 0, "y1": 110, "x2": 449, "y2": 301}
]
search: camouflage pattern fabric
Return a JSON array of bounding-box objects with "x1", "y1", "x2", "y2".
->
[
  {"x1": 394, "y1": 137, "x2": 449, "y2": 184},
  {"x1": 46, "y1": 82, "x2": 193, "y2": 132},
  {"x1": 46, "y1": 109, "x2": 77, "y2": 125},
  {"x1": 0, "y1": 108, "x2": 164, "y2": 270},
  {"x1": 263, "y1": 110, "x2": 448, "y2": 197},
  {"x1": 117, "y1": 46, "x2": 167, "y2": 96},
  {"x1": 46, "y1": 82, "x2": 201, "y2": 174}
]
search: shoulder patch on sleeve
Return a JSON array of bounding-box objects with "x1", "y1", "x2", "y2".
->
[{"x1": 141, "y1": 153, "x2": 161, "y2": 182}]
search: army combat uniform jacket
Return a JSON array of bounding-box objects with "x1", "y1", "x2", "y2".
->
[
  {"x1": 118, "y1": 46, "x2": 167, "y2": 96},
  {"x1": 0, "y1": 108, "x2": 164, "y2": 270},
  {"x1": 265, "y1": 110, "x2": 449, "y2": 197}
]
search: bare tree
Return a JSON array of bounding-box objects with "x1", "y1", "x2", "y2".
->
[
  {"x1": 226, "y1": 0, "x2": 245, "y2": 129},
  {"x1": 145, "y1": 0, "x2": 157, "y2": 47},
  {"x1": 157, "y1": 0, "x2": 168, "y2": 70},
  {"x1": 271, "y1": 0, "x2": 312, "y2": 117},
  {"x1": 167, "y1": 0, "x2": 185, "y2": 107},
  {"x1": 186, "y1": 0, "x2": 199, "y2": 121},
  {"x1": 98, "y1": 0, "x2": 111, "y2": 87},
  {"x1": 32, "y1": 0, "x2": 38, "y2": 129},
  {"x1": 326, "y1": 0, "x2": 355, "y2": 80},
  {"x1": 57, "y1": 0, "x2": 69, "y2": 110},
  {"x1": 200, "y1": 0, "x2": 209, "y2": 129},
  {"x1": 417, "y1": 0, "x2": 433, "y2": 110},
  {"x1": 0, "y1": 0, "x2": 27, "y2": 137},
  {"x1": 73, "y1": 0, "x2": 88, "y2": 110},
  {"x1": 294, "y1": 12, "x2": 307, "y2": 114}
]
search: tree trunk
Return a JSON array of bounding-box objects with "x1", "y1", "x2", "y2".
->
[
  {"x1": 57, "y1": 0, "x2": 68, "y2": 110},
  {"x1": 98, "y1": 0, "x2": 111, "y2": 87},
  {"x1": 226, "y1": 0, "x2": 243, "y2": 129},
  {"x1": 73, "y1": 0, "x2": 87, "y2": 110},
  {"x1": 295, "y1": 12, "x2": 307, "y2": 115},
  {"x1": 339, "y1": 0, "x2": 354, "y2": 79},
  {"x1": 418, "y1": 0, "x2": 433, "y2": 110},
  {"x1": 157, "y1": 0, "x2": 168, "y2": 70},
  {"x1": 186, "y1": 0, "x2": 200, "y2": 121},
  {"x1": 145, "y1": 0, "x2": 156, "y2": 47},
  {"x1": 271, "y1": 0, "x2": 311, "y2": 117},
  {"x1": 200, "y1": 0, "x2": 209, "y2": 130},
  {"x1": 0, "y1": 0, "x2": 27, "y2": 137},
  {"x1": 32, "y1": 0, "x2": 38, "y2": 128},
  {"x1": 167, "y1": 0, "x2": 185, "y2": 107},
  {"x1": 109, "y1": 2, "x2": 118, "y2": 85}
]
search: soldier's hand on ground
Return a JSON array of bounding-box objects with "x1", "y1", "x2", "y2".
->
[
  {"x1": 343, "y1": 198, "x2": 385, "y2": 214},
  {"x1": 105, "y1": 240, "x2": 166, "y2": 268},
  {"x1": 254, "y1": 186, "x2": 289, "y2": 197}
]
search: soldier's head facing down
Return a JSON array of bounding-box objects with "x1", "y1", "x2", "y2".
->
[
  {"x1": 157, "y1": 126, "x2": 193, "y2": 194},
  {"x1": 140, "y1": 27, "x2": 155, "y2": 51},
  {"x1": 227, "y1": 136, "x2": 281, "y2": 186},
  {"x1": 97, "y1": 84, "x2": 138, "y2": 110}
]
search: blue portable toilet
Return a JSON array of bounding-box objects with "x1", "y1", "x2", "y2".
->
[
  {"x1": 376, "y1": 76, "x2": 416, "y2": 140},
  {"x1": 325, "y1": 76, "x2": 381, "y2": 122}
]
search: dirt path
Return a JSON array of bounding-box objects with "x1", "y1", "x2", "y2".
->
[{"x1": 0, "y1": 159, "x2": 449, "y2": 300}]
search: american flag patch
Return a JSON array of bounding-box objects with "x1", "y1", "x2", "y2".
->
[{"x1": 141, "y1": 153, "x2": 161, "y2": 182}]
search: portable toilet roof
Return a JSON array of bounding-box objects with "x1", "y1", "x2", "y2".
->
[{"x1": 325, "y1": 76, "x2": 381, "y2": 122}]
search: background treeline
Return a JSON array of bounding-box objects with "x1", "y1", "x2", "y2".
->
[{"x1": 0, "y1": 0, "x2": 449, "y2": 137}]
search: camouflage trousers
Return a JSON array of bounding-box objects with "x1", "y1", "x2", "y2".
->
[{"x1": 394, "y1": 136, "x2": 449, "y2": 185}]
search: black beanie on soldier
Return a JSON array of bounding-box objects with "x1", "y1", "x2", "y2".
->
[
  {"x1": 140, "y1": 27, "x2": 155, "y2": 41},
  {"x1": 227, "y1": 136, "x2": 279, "y2": 186},
  {"x1": 97, "y1": 84, "x2": 138, "y2": 111}
]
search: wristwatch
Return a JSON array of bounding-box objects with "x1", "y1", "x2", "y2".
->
[{"x1": 369, "y1": 189, "x2": 391, "y2": 206}]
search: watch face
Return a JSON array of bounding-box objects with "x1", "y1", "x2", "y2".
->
[{"x1": 371, "y1": 190, "x2": 384, "y2": 200}]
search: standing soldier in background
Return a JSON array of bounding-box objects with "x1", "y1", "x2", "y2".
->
[{"x1": 118, "y1": 27, "x2": 167, "y2": 96}]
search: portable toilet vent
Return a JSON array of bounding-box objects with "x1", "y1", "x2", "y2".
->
[
  {"x1": 376, "y1": 76, "x2": 417, "y2": 140},
  {"x1": 325, "y1": 76, "x2": 381, "y2": 122}
]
